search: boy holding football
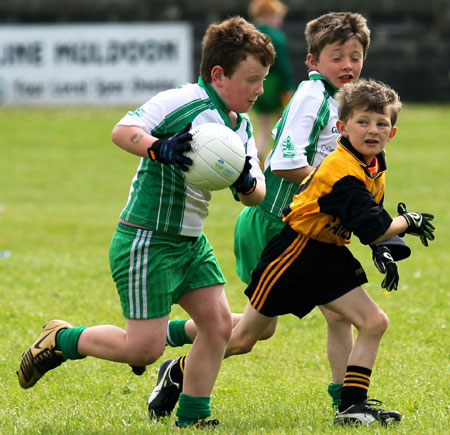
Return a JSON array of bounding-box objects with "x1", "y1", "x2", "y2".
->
[
  {"x1": 17, "y1": 16, "x2": 274, "y2": 429},
  {"x1": 149, "y1": 12, "x2": 378, "y2": 416}
]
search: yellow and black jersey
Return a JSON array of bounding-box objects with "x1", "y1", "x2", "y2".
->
[{"x1": 282, "y1": 136, "x2": 393, "y2": 246}]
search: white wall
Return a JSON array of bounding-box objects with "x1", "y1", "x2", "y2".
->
[{"x1": 0, "y1": 23, "x2": 193, "y2": 105}]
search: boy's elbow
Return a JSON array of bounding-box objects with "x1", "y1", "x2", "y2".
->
[{"x1": 111, "y1": 126, "x2": 121, "y2": 145}]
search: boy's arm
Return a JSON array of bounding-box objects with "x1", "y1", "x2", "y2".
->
[
  {"x1": 370, "y1": 216, "x2": 409, "y2": 244},
  {"x1": 111, "y1": 89, "x2": 192, "y2": 162},
  {"x1": 237, "y1": 181, "x2": 265, "y2": 206},
  {"x1": 371, "y1": 203, "x2": 435, "y2": 247},
  {"x1": 270, "y1": 87, "x2": 327, "y2": 176},
  {"x1": 272, "y1": 165, "x2": 314, "y2": 184},
  {"x1": 233, "y1": 128, "x2": 265, "y2": 205},
  {"x1": 369, "y1": 205, "x2": 435, "y2": 292},
  {"x1": 319, "y1": 177, "x2": 435, "y2": 247},
  {"x1": 111, "y1": 124, "x2": 193, "y2": 171},
  {"x1": 111, "y1": 98, "x2": 165, "y2": 157},
  {"x1": 231, "y1": 156, "x2": 266, "y2": 206},
  {"x1": 111, "y1": 125, "x2": 157, "y2": 158}
]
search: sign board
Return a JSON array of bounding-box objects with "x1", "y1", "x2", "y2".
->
[{"x1": 0, "y1": 23, "x2": 193, "y2": 105}]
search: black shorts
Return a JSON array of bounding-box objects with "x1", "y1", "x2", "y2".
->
[{"x1": 244, "y1": 225, "x2": 368, "y2": 319}]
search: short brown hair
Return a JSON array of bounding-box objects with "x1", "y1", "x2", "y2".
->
[
  {"x1": 248, "y1": 0, "x2": 287, "y2": 20},
  {"x1": 336, "y1": 79, "x2": 402, "y2": 125},
  {"x1": 305, "y1": 12, "x2": 371, "y2": 63},
  {"x1": 200, "y1": 16, "x2": 275, "y2": 82}
]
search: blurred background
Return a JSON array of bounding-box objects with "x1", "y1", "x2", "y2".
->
[{"x1": 0, "y1": 0, "x2": 449, "y2": 103}]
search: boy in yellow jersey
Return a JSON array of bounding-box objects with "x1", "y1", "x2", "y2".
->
[{"x1": 244, "y1": 78, "x2": 435, "y2": 425}]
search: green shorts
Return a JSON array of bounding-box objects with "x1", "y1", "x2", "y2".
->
[
  {"x1": 109, "y1": 223, "x2": 225, "y2": 319},
  {"x1": 234, "y1": 206, "x2": 284, "y2": 284}
]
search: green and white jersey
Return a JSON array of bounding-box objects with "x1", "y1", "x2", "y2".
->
[
  {"x1": 260, "y1": 71, "x2": 339, "y2": 217},
  {"x1": 116, "y1": 77, "x2": 263, "y2": 237}
]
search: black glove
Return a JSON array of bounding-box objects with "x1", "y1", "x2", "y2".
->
[
  {"x1": 232, "y1": 156, "x2": 257, "y2": 195},
  {"x1": 371, "y1": 245, "x2": 399, "y2": 291},
  {"x1": 397, "y1": 202, "x2": 435, "y2": 247},
  {"x1": 147, "y1": 123, "x2": 193, "y2": 171}
]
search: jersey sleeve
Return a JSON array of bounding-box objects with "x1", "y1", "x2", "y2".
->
[
  {"x1": 270, "y1": 85, "x2": 327, "y2": 171},
  {"x1": 245, "y1": 123, "x2": 265, "y2": 184},
  {"x1": 114, "y1": 88, "x2": 180, "y2": 136},
  {"x1": 318, "y1": 175, "x2": 393, "y2": 245}
]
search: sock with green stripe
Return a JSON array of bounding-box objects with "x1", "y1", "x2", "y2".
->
[
  {"x1": 339, "y1": 365, "x2": 372, "y2": 411},
  {"x1": 175, "y1": 393, "x2": 211, "y2": 427},
  {"x1": 166, "y1": 319, "x2": 193, "y2": 347},
  {"x1": 55, "y1": 326, "x2": 87, "y2": 360},
  {"x1": 327, "y1": 382, "x2": 343, "y2": 407}
]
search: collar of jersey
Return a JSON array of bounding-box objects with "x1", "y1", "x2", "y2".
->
[
  {"x1": 198, "y1": 76, "x2": 244, "y2": 129},
  {"x1": 308, "y1": 71, "x2": 339, "y2": 97},
  {"x1": 338, "y1": 135, "x2": 387, "y2": 175}
]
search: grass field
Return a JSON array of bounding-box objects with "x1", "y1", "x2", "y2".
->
[{"x1": 0, "y1": 105, "x2": 449, "y2": 434}]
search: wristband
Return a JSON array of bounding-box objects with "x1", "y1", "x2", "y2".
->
[
  {"x1": 146, "y1": 140, "x2": 162, "y2": 161},
  {"x1": 241, "y1": 178, "x2": 257, "y2": 195}
]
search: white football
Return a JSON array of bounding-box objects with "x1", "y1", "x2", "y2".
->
[{"x1": 184, "y1": 123, "x2": 246, "y2": 191}]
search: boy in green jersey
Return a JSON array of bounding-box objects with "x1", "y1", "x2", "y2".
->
[
  {"x1": 149, "y1": 12, "x2": 375, "y2": 417},
  {"x1": 17, "y1": 16, "x2": 275, "y2": 429}
]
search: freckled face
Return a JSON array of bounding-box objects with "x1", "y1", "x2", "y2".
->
[
  {"x1": 337, "y1": 107, "x2": 397, "y2": 164},
  {"x1": 211, "y1": 55, "x2": 269, "y2": 114},
  {"x1": 308, "y1": 38, "x2": 364, "y2": 89}
]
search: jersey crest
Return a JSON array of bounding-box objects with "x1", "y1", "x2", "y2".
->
[{"x1": 281, "y1": 135, "x2": 296, "y2": 158}]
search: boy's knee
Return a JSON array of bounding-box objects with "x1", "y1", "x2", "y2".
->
[
  {"x1": 360, "y1": 310, "x2": 389, "y2": 336},
  {"x1": 198, "y1": 309, "x2": 232, "y2": 345},
  {"x1": 130, "y1": 345, "x2": 165, "y2": 366},
  {"x1": 217, "y1": 310, "x2": 233, "y2": 342},
  {"x1": 259, "y1": 320, "x2": 277, "y2": 341},
  {"x1": 228, "y1": 333, "x2": 258, "y2": 356},
  {"x1": 376, "y1": 310, "x2": 389, "y2": 333}
]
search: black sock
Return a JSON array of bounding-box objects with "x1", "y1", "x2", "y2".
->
[{"x1": 339, "y1": 365, "x2": 372, "y2": 411}]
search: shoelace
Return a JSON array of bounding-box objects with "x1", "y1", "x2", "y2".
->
[
  {"x1": 363, "y1": 399, "x2": 384, "y2": 409},
  {"x1": 35, "y1": 348, "x2": 64, "y2": 371}
]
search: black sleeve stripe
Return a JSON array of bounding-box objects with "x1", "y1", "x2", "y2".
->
[{"x1": 318, "y1": 175, "x2": 392, "y2": 245}]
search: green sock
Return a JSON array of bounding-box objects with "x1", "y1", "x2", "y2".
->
[
  {"x1": 166, "y1": 319, "x2": 193, "y2": 347},
  {"x1": 328, "y1": 383, "x2": 343, "y2": 407},
  {"x1": 55, "y1": 326, "x2": 87, "y2": 360},
  {"x1": 175, "y1": 393, "x2": 211, "y2": 427}
]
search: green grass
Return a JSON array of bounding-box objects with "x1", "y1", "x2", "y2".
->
[{"x1": 0, "y1": 105, "x2": 449, "y2": 434}]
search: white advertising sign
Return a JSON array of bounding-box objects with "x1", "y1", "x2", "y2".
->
[{"x1": 0, "y1": 23, "x2": 193, "y2": 105}]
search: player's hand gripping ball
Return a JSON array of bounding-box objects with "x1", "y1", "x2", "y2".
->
[{"x1": 184, "y1": 123, "x2": 246, "y2": 191}]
